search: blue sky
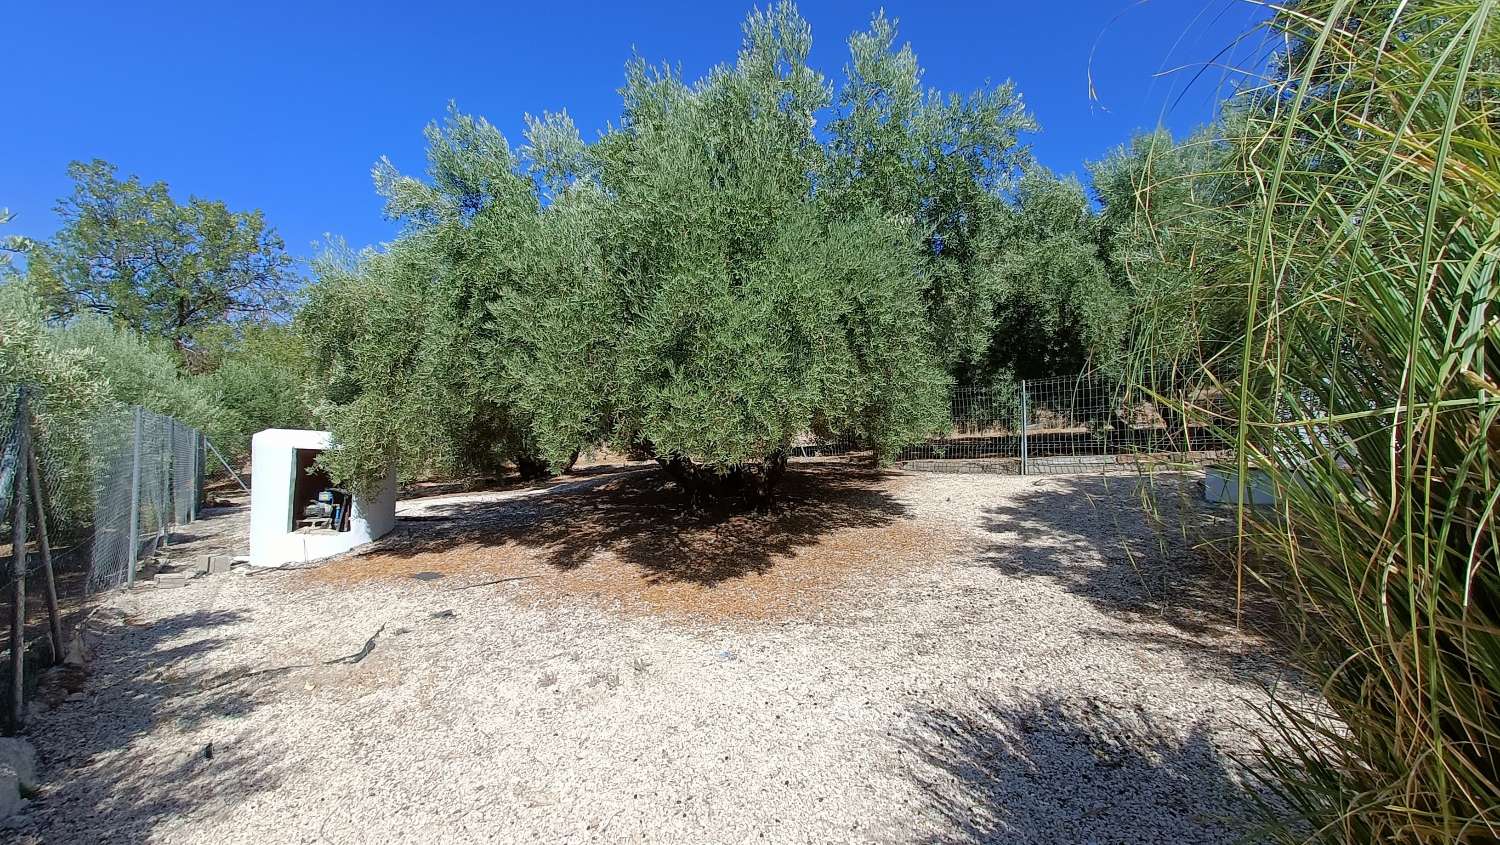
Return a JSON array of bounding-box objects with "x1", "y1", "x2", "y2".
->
[{"x1": 4, "y1": 1, "x2": 1266, "y2": 265}]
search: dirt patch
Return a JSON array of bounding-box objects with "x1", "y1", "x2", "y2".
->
[
  {"x1": 14, "y1": 469, "x2": 1296, "y2": 845},
  {"x1": 294, "y1": 464, "x2": 967, "y2": 623}
]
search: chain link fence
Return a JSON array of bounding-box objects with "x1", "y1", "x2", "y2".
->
[
  {"x1": 2, "y1": 386, "x2": 207, "y2": 600},
  {"x1": 794, "y1": 369, "x2": 1230, "y2": 473},
  {"x1": 1, "y1": 384, "x2": 218, "y2": 731}
]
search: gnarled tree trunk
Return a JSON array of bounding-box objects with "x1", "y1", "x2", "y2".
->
[{"x1": 655, "y1": 450, "x2": 788, "y2": 511}]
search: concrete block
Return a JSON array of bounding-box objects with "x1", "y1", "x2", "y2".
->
[
  {"x1": 0, "y1": 767, "x2": 19, "y2": 822},
  {"x1": 207, "y1": 555, "x2": 232, "y2": 575},
  {"x1": 0, "y1": 739, "x2": 37, "y2": 792},
  {"x1": 1204, "y1": 465, "x2": 1276, "y2": 505},
  {"x1": 154, "y1": 572, "x2": 192, "y2": 588}
]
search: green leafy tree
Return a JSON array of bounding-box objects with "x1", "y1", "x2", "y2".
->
[
  {"x1": 0, "y1": 208, "x2": 28, "y2": 269},
  {"x1": 826, "y1": 11, "x2": 1035, "y2": 381},
  {"x1": 48, "y1": 316, "x2": 223, "y2": 431},
  {"x1": 194, "y1": 322, "x2": 313, "y2": 457},
  {"x1": 0, "y1": 278, "x2": 225, "y2": 528},
  {"x1": 984, "y1": 167, "x2": 1123, "y2": 382},
  {"x1": 539, "y1": 3, "x2": 948, "y2": 504},
  {"x1": 302, "y1": 4, "x2": 950, "y2": 505},
  {"x1": 1090, "y1": 128, "x2": 1236, "y2": 374},
  {"x1": 301, "y1": 108, "x2": 561, "y2": 486},
  {"x1": 29, "y1": 160, "x2": 298, "y2": 358},
  {"x1": 0, "y1": 278, "x2": 109, "y2": 527}
]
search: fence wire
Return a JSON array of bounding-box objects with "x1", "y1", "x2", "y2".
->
[
  {"x1": 795, "y1": 369, "x2": 1230, "y2": 474},
  {"x1": 173, "y1": 418, "x2": 199, "y2": 525},
  {"x1": 0, "y1": 387, "x2": 206, "y2": 597},
  {"x1": 1, "y1": 386, "x2": 211, "y2": 730},
  {"x1": 85, "y1": 403, "x2": 137, "y2": 593}
]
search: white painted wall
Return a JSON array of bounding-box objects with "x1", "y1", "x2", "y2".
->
[
  {"x1": 248, "y1": 429, "x2": 396, "y2": 568},
  {"x1": 1203, "y1": 465, "x2": 1277, "y2": 506}
]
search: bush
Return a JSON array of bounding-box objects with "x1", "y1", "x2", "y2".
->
[
  {"x1": 1, "y1": 277, "x2": 237, "y2": 530},
  {"x1": 50, "y1": 317, "x2": 222, "y2": 432},
  {"x1": 195, "y1": 322, "x2": 313, "y2": 459},
  {"x1": 0, "y1": 279, "x2": 109, "y2": 528}
]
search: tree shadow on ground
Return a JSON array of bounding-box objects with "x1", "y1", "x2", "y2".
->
[
  {"x1": 904, "y1": 692, "x2": 1269, "y2": 844},
  {"x1": 397, "y1": 459, "x2": 646, "y2": 500},
  {"x1": 375, "y1": 463, "x2": 911, "y2": 586},
  {"x1": 976, "y1": 472, "x2": 1287, "y2": 683},
  {"x1": 9, "y1": 608, "x2": 288, "y2": 844}
]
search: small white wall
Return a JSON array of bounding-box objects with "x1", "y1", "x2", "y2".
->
[
  {"x1": 1203, "y1": 465, "x2": 1277, "y2": 506},
  {"x1": 248, "y1": 429, "x2": 396, "y2": 568}
]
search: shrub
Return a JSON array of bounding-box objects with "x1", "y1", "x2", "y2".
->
[
  {"x1": 194, "y1": 322, "x2": 313, "y2": 459},
  {"x1": 0, "y1": 279, "x2": 109, "y2": 528}
]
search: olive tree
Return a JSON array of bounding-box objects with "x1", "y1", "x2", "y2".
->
[
  {"x1": 521, "y1": 4, "x2": 948, "y2": 506},
  {"x1": 826, "y1": 11, "x2": 1035, "y2": 383},
  {"x1": 1089, "y1": 128, "x2": 1238, "y2": 373},
  {"x1": 302, "y1": 4, "x2": 952, "y2": 505},
  {"x1": 984, "y1": 167, "x2": 1124, "y2": 382},
  {"x1": 301, "y1": 108, "x2": 589, "y2": 488}
]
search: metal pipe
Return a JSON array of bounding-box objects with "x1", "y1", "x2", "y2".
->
[
  {"x1": 8, "y1": 388, "x2": 30, "y2": 734},
  {"x1": 127, "y1": 406, "x2": 142, "y2": 587},
  {"x1": 27, "y1": 444, "x2": 63, "y2": 665}
]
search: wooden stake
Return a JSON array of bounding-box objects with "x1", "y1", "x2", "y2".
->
[{"x1": 27, "y1": 445, "x2": 63, "y2": 666}]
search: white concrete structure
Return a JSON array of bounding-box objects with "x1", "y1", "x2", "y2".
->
[
  {"x1": 248, "y1": 429, "x2": 396, "y2": 568},
  {"x1": 1203, "y1": 464, "x2": 1277, "y2": 506}
]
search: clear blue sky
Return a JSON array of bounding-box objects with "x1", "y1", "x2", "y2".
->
[{"x1": 5, "y1": 1, "x2": 1266, "y2": 266}]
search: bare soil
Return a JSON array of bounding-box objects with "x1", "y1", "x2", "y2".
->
[
  {"x1": 6, "y1": 463, "x2": 1301, "y2": 844},
  {"x1": 305, "y1": 464, "x2": 965, "y2": 623}
]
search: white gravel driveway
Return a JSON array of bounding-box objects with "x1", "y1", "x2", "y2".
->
[{"x1": 9, "y1": 467, "x2": 1294, "y2": 844}]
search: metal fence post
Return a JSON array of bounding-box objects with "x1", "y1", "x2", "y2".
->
[
  {"x1": 1019, "y1": 380, "x2": 1029, "y2": 476},
  {"x1": 126, "y1": 406, "x2": 143, "y2": 587},
  {"x1": 8, "y1": 388, "x2": 31, "y2": 734},
  {"x1": 160, "y1": 417, "x2": 171, "y2": 546},
  {"x1": 190, "y1": 429, "x2": 200, "y2": 523}
]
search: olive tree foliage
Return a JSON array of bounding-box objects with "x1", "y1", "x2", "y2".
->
[
  {"x1": 517, "y1": 4, "x2": 948, "y2": 503},
  {"x1": 301, "y1": 110, "x2": 566, "y2": 488},
  {"x1": 0, "y1": 278, "x2": 109, "y2": 527},
  {"x1": 0, "y1": 208, "x2": 28, "y2": 268},
  {"x1": 825, "y1": 12, "x2": 1036, "y2": 384},
  {"x1": 303, "y1": 3, "x2": 949, "y2": 503},
  {"x1": 1089, "y1": 128, "x2": 1237, "y2": 373},
  {"x1": 194, "y1": 322, "x2": 314, "y2": 458},
  {"x1": 985, "y1": 168, "x2": 1125, "y2": 382},
  {"x1": 0, "y1": 276, "x2": 225, "y2": 529}
]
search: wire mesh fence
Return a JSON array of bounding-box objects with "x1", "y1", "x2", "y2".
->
[
  {"x1": 1, "y1": 386, "x2": 208, "y2": 600},
  {"x1": 1, "y1": 384, "x2": 218, "y2": 731},
  {"x1": 793, "y1": 368, "x2": 1230, "y2": 474}
]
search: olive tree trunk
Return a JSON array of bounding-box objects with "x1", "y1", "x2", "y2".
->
[{"x1": 655, "y1": 451, "x2": 788, "y2": 510}]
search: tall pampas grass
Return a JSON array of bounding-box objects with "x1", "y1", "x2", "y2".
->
[{"x1": 1142, "y1": 1, "x2": 1499, "y2": 840}]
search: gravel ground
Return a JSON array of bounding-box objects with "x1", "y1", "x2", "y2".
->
[{"x1": 8, "y1": 466, "x2": 1299, "y2": 844}]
